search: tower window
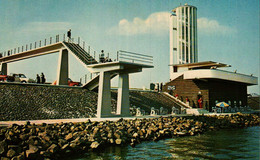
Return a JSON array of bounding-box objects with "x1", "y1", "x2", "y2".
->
[
  {"x1": 173, "y1": 48, "x2": 177, "y2": 51},
  {"x1": 173, "y1": 28, "x2": 177, "y2": 30}
]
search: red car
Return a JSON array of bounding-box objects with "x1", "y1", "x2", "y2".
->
[
  {"x1": 52, "y1": 78, "x2": 81, "y2": 86},
  {"x1": 0, "y1": 72, "x2": 14, "y2": 82}
]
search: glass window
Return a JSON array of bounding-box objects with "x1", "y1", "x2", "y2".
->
[{"x1": 186, "y1": 46, "x2": 189, "y2": 62}]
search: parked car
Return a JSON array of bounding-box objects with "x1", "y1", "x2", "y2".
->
[
  {"x1": 10, "y1": 73, "x2": 35, "y2": 83},
  {"x1": 52, "y1": 78, "x2": 81, "y2": 86}
]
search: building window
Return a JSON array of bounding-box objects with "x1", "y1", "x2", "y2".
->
[
  {"x1": 174, "y1": 66, "x2": 177, "y2": 72},
  {"x1": 173, "y1": 48, "x2": 177, "y2": 51},
  {"x1": 173, "y1": 27, "x2": 177, "y2": 30},
  {"x1": 186, "y1": 46, "x2": 189, "y2": 62}
]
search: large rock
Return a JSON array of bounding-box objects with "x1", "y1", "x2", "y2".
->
[
  {"x1": 46, "y1": 144, "x2": 59, "y2": 154},
  {"x1": 90, "y1": 142, "x2": 99, "y2": 149},
  {"x1": 6, "y1": 149, "x2": 16, "y2": 158},
  {"x1": 0, "y1": 140, "x2": 8, "y2": 155},
  {"x1": 25, "y1": 145, "x2": 39, "y2": 159}
]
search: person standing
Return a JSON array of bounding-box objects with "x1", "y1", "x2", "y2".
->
[
  {"x1": 186, "y1": 97, "x2": 190, "y2": 106},
  {"x1": 36, "y1": 74, "x2": 40, "y2": 84},
  {"x1": 99, "y1": 50, "x2": 105, "y2": 63},
  {"x1": 198, "y1": 97, "x2": 203, "y2": 108},
  {"x1": 41, "y1": 73, "x2": 46, "y2": 84},
  {"x1": 67, "y1": 29, "x2": 71, "y2": 42}
]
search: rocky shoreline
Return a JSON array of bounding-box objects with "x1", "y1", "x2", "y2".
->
[{"x1": 0, "y1": 113, "x2": 259, "y2": 160}]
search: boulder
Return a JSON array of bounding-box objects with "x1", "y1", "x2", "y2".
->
[
  {"x1": 46, "y1": 144, "x2": 59, "y2": 154},
  {"x1": 7, "y1": 149, "x2": 16, "y2": 158},
  {"x1": 90, "y1": 142, "x2": 99, "y2": 149},
  {"x1": 0, "y1": 140, "x2": 8, "y2": 155},
  {"x1": 65, "y1": 133, "x2": 73, "y2": 141}
]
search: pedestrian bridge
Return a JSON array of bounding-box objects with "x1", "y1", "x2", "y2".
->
[{"x1": 0, "y1": 35, "x2": 154, "y2": 118}]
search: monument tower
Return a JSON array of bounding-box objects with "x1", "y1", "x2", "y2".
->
[{"x1": 169, "y1": 3, "x2": 198, "y2": 79}]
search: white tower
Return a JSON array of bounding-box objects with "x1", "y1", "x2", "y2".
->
[{"x1": 170, "y1": 3, "x2": 198, "y2": 79}]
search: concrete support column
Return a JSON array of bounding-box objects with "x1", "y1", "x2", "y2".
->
[
  {"x1": 116, "y1": 73, "x2": 130, "y2": 116},
  {"x1": 57, "y1": 49, "x2": 68, "y2": 85},
  {"x1": 97, "y1": 71, "x2": 112, "y2": 118},
  {"x1": 1, "y1": 63, "x2": 7, "y2": 75}
]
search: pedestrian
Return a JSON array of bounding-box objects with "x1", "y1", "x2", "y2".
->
[
  {"x1": 100, "y1": 50, "x2": 105, "y2": 63},
  {"x1": 41, "y1": 73, "x2": 46, "y2": 84},
  {"x1": 67, "y1": 29, "x2": 71, "y2": 42},
  {"x1": 198, "y1": 97, "x2": 203, "y2": 108},
  {"x1": 160, "y1": 82, "x2": 163, "y2": 92},
  {"x1": 8, "y1": 50, "x2": 10, "y2": 56},
  {"x1": 36, "y1": 74, "x2": 40, "y2": 84},
  {"x1": 186, "y1": 97, "x2": 190, "y2": 106}
]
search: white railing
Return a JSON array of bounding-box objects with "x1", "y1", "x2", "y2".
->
[{"x1": 116, "y1": 50, "x2": 153, "y2": 65}]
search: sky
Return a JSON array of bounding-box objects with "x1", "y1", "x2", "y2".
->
[{"x1": 0, "y1": 0, "x2": 259, "y2": 94}]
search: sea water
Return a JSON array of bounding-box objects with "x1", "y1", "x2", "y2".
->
[{"x1": 70, "y1": 126, "x2": 260, "y2": 160}]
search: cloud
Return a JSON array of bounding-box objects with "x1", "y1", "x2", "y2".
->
[
  {"x1": 108, "y1": 12, "x2": 237, "y2": 36},
  {"x1": 198, "y1": 18, "x2": 237, "y2": 35},
  {"x1": 108, "y1": 12, "x2": 170, "y2": 36}
]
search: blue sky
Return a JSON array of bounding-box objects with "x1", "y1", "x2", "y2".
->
[{"x1": 0, "y1": 0, "x2": 259, "y2": 94}]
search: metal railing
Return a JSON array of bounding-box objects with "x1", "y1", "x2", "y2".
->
[
  {"x1": 0, "y1": 34, "x2": 99, "y2": 62},
  {"x1": 116, "y1": 50, "x2": 153, "y2": 65},
  {"x1": 79, "y1": 72, "x2": 99, "y2": 84}
]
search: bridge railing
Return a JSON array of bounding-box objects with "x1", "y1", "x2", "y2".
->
[
  {"x1": 73, "y1": 37, "x2": 99, "y2": 63},
  {"x1": 79, "y1": 72, "x2": 99, "y2": 84},
  {"x1": 116, "y1": 50, "x2": 153, "y2": 65},
  {"x1": 0, "y1": 34, "x2": 99, "y2": 63},
  {"x1": 0, "y1": 33, "x2": 68, "y2": 58}
]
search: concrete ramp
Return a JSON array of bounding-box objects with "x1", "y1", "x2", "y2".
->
[{"x1": 82, "y1": 73, "x2": 117, "y2": 90}]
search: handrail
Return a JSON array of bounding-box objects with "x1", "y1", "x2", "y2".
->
[
  {"x1": 0, "y1": 33, "x2": 99, "y2": 63},
  {"x1": 117, "y1": 50, "x2": 153, "y2": 65},
  {"x1": 163, "y1": 92, "x2": 192, "y2": 109},
  {"x1": 119, "y1": 50, "x2": 153, "y2": 58}
]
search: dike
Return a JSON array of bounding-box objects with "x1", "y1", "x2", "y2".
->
[
  {"x1": 0, "y1": 84, "x2": 175, "y2": 121},
  {"x1": 0, "y1": 113, "x2": 259, "y2": 160}
]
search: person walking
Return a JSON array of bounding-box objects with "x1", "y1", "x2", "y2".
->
[
  {"x1": 36, "y1": 74, "x2": 40, "y2": 84},
  {"x1": 41, "y1": 73, "x2": 46, "y2": 84},
  {"x1": 67, "y1": 29, "x2": 71, "y2": 42}
]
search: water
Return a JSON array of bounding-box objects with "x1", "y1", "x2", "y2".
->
[{"x1": 71, "y1": 126, "x2": 260, "y2": 160}]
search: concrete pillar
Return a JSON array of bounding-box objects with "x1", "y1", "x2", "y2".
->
[
  {"x1": 56, "y1": 49, "x2": 69, "y2": 85},
  {"x1": 97, "y1": 71, "x2": 112, "y2": 118},
  {"x1": 1, "y1": 63, "x2": 7, "y2": 75},
  {"x1": 116, "y1": 73, "x2": 130, "y2": 116}
]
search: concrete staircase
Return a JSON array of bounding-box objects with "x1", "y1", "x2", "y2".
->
[{"x1": 63, "y1": 42, "x2": 97, "y2": 65}]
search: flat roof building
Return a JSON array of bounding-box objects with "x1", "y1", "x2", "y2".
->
[{"x1": 166, "y1": 4, "x2": 258, "y2": 111}]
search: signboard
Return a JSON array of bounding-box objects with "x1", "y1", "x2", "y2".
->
[{"x1": 168, "y1": 86, "x2": 175, "y2": 90}]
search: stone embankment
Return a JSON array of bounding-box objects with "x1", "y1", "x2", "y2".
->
[
  {"x1": 0, "y1": 113, "x2": 259, "y2": 160},
  {"x1": 0, "y1": 84, "x2": 175, "y2": 121}
]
